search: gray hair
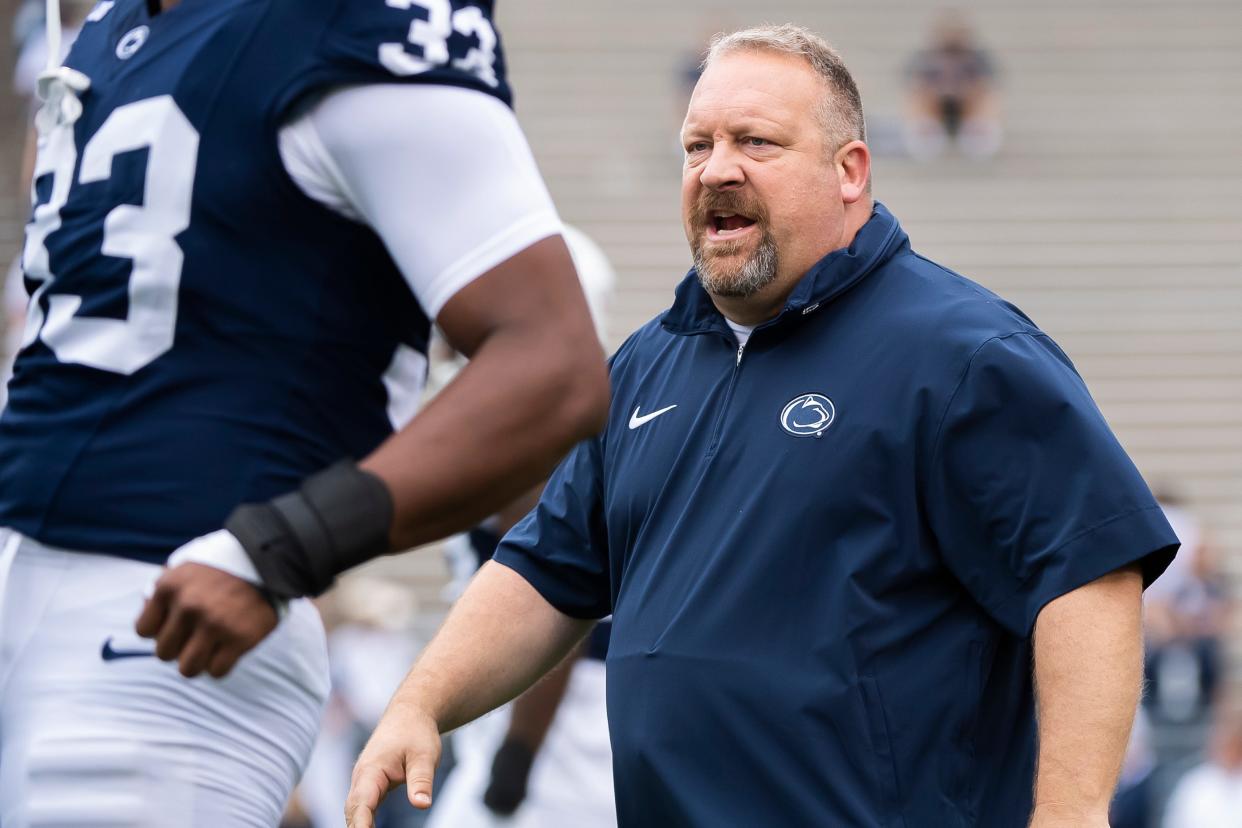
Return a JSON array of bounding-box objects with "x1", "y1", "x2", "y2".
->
[{"x1": 703, "y1": 24, "x2": 866, "y2": 148}]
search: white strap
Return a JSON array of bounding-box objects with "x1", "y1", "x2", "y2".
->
[
  {"x1": 43, "y1": 0, "x2": 62, "y2": 75},
  {"x1": 35, "y1": 65, "x2": 91, "y2": 134},
  {"x1": 34, "y1": 0, "x2": 91, "y2": 135},
  {"x1": 167, "y1": 529, "x2": 290, "y2": 620}
]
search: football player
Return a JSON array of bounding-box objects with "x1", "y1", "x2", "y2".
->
[{"x1": 0, "y1": 0, "x2": 608, "y2": 824}]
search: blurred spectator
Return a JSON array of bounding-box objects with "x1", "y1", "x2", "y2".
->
[
  {"x1": 1162, "y1": 712, "x2": 1242, "y2": 828},
  {"x1": 1110, "y1": 709, "x2": 1156, "y2": 828},
  {"x1": 1144, "y1": 494, "x2": 1229, "y2": 723},
  {"x1": 672, "y1": 23, "x2": 733, "y2": 161},
  {"x1": 675, "y1": 39, "x2": 706, "y2": 102},
  {"x1": 904, "y1": 10, "x2": 1001, "y2": 159}
]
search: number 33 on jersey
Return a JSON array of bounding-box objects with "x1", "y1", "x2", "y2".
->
[{"x1": 0, "y1": 0, "x2": 511, "y2": 562}]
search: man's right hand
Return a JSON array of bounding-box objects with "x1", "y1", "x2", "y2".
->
[{"x1": 345, "y1": 702, "x2": 442, "y2": 828}]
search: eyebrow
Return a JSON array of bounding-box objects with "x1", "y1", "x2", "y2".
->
[{"x1": 681, "y1": 115, "x2": 789, "y2": 140}]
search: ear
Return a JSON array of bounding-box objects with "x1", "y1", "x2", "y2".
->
[{"x1": 834, "y1": 140, "x2": 871, "y2": 204}]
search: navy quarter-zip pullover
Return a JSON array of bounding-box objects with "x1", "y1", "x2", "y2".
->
[{"x1": 494, "y1": 203, "x2": 1178, "y2": 827}]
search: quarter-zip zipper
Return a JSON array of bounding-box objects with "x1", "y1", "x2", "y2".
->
[{"x1": 705, "y1": 337, "x2": 746, "y2": 458}]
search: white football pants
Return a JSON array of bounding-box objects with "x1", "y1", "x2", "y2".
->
[{"x1": 0, "y1": 529, "x2": 329, "y2": 827}]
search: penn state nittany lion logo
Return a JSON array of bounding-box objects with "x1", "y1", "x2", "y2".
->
[{"x1": 780, "y1": 393, "x2": 835, "y2": 437}]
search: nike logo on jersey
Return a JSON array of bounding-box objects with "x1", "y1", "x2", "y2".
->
[
  {"x1": 629, "y1": 404, "x2": 678, "y2": 430},
  {"x1": 100, "y1": 637, "x2": 156, "y2": 661},
  {"x1": 86, "y1": 0, "x2": 115, "y2": 23}
]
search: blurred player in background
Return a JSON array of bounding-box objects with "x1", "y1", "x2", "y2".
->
[
  {"x1": 0, "y1": 0, "x2": 608, "y2": 825},
  {"x1": 1144, "y1": 492, "x2": 1229, "y2": 723},
  {"x1": 427, "y1": 622, "x2": 615, "y2": 828},
  {"x1": 428, "y1": 225, "x2": 617, "y2": 828}
]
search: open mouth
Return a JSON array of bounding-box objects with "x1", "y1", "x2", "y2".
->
[{"x1": 707, "y1": 211, "x2": 758, "y2": 240}]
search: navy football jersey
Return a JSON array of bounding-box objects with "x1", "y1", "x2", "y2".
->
[{"x1": 0, "y1": 0, "x2": 511, "y2": 562}]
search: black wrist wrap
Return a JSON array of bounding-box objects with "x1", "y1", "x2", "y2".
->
[{"x1": 225, "y1": 460, "x2": 394, "y2": 599}]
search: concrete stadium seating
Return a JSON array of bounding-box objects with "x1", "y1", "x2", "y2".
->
[
  {"x1": 0, "y1": 1, "x2": 1237, "y2": 683},
  {"x1": 497, "y1": 0, "x2": 1242, "y2": 679}
]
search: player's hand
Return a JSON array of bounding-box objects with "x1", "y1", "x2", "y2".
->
[
  {"x1": 346, "y1": 702, "x2": 442, "y2": 828},
  {"x1": 482, "y1": 737, "x2": 535, "y2": 815},
  {"x1": 134, "y1": 563, "x2": 278, "y2": 678}
]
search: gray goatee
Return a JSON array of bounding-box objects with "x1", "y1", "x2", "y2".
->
[{"x1": 692, "y1": 230, "x2": 780, "y2": 298}]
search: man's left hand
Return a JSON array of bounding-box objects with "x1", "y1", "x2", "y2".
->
[{"x1": 135, "y1": 563, "x2": 277, "y2": 678}]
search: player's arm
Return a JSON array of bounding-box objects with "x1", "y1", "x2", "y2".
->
[
  {"x1": 362, "y1": 234, "x2": 605, "y2": 551},
  {"x1": 277, "y1": 83, "x2": 609, "y2": 556},
  {"x1": 346, "y1": 561, "x2": 592, "y2": 828},
  {"x1": 1028, "y1": 564, "x2": 1144, "y2": 828},
  {"x1": 136, "y1": 85, "x2": 609, "y2": 678}
]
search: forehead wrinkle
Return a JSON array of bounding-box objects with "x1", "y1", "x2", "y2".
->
[
  {"x1": 693, "y1": 52, "x2": 822, "y2": 106},
  {"x1": 689, "y1": 85, "x2": 801, "y2": 120},
  {"x1": 681, "y1": 96, "x2": 797, "y2": 137},
  {"x1": 684, "y1": 86, "x2": 815, "y2": 141}
]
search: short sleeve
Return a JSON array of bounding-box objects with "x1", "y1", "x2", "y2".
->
[
  {"x1": 492, "y1": 436, "x2": 612, "y2": 620},
  {"x1": 275, "y1": 0, "x2": 512, "y2": 121},
  {"x1": 279, "y1": 84, "x2": 562, "y2": 318},
  {"x1": 926, "y1": 332, "x2": 1179, "y2": 636}
]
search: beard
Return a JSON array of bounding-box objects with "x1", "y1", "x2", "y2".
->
[
  {"x1": 688, "y1": 190, "x2": 780, "y2": 299},
  {"x1": 692, "y1": 230, "x2": 779, "y2": 298}
]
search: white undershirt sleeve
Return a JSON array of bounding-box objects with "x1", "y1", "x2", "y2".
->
[{"x1": 278, "y1": 84, "x2": 563, "y2": 319}]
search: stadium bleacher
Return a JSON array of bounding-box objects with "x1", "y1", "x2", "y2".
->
[
  {"x1": 498, "y1": 0, "x2": 1242, "y2": 689},
  {"x1": 0, "y1": 0, "x2": 1237, "y2": 687}
]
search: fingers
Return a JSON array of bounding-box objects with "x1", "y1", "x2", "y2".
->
[
  {"x1": 207, "y1": 643, "x2": 246, "y2": 679},
  {"x1": 347, "y1": 706, "x2": 442, "y2": 826},
  {"x1": 154, "y1": 604, "x2": 194, "y2": 662},
  {"x1": 134, "y1": 578, "x2": 171, "y2": 638},
  {"x1": 176, "y1": 629, "x2": 219, "y2": 678},
  {"x1": 344, "y1": 767, "x2": 388, "y2": 828},
  {"x1": 138, "y1": 572, "x2": 196, "y2": 663},
  {"x1": 406, "y1": 750, "x2": 437, "y2": 809},
  {"x1": 132, "y1": 565, "x2": 280, "y2": 680}
]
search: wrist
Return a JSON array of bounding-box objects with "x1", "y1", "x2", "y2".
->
[
  {"x1": 387, "y1": 693, "x2": 444, "y2": 735},
  {"x1": 167, "y1": 529, "x2": 288, "y2": 619},
  {"x1": 225, "y1": 460, "x2": 394, "y2": 598},
  {"x1": 1030, "y1": 801, "x2": 1111, "y2": 827}
]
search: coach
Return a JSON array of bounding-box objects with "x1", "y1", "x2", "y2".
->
[{"x1": 348, "y1": 24, "x2": 1178, "y2": 828}]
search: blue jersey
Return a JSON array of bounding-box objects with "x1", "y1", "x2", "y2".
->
[{"x1": 0, "y1": 0, "x2": 510, "y2": 562}]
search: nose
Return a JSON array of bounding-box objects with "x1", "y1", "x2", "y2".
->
[{"x1": 699, "y1": 143, "x2": 745, "y2": 191}]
